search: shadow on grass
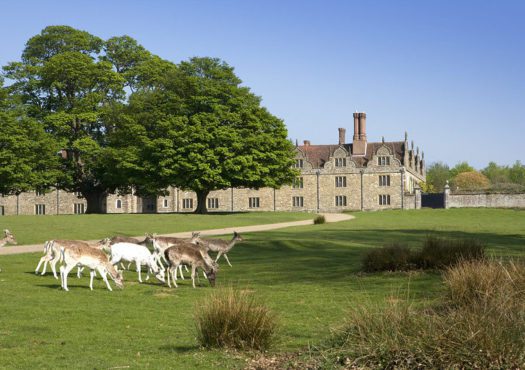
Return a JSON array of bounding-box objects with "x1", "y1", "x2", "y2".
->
[{"x1": 158, "y1": 344, "x2": 200, "y2": 353}]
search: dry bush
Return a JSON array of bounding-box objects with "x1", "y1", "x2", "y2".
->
[
  {"x1": 321, "y1": 260, "x2": 525, "y2": 369},
  {"x1": 194, "y1": 287, "x2": 277, "y2": 351},
  {"x1": 362, "y1": 243, "x2": 415, "y2": 272},
  {"x1": 417, "y1": 236, "x2": 485, "y2": 269},
  {"x1": 313, "y1": 215, "x2": 326, "y2": 224}
]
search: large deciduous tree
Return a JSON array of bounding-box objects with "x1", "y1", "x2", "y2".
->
[
  {"x1": 121, "y1": 57, "x2": 297, "y2": 213},
  {"x1": 2, "y1": 26, "x2": 141, "y2": 213}
]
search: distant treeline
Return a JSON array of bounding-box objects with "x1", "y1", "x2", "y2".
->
[{"x1": 424, "y1": 161, "x2": 525, "y2": 193}]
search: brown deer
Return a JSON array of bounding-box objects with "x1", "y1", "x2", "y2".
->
[
  {"x1": 0, "y1": 230, "x2": 17, "y2": 272},
  {"x1": 163, "y1": 242, "x2": 218, "y2": 288},
  {"x1": 200, "y1": 231, "x2": 243, "y2": 267},
  {"x1": 59, "y1": 242, "x2": 123, "y2": 291}
]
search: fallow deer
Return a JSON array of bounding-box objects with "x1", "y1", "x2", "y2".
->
[
  {"x1": 59, "y1": 242, "x2": 123, "y2": 291},
  {"x1": 0, "y1": 230, "x2": 17, "y2": 272},
  {"x1": 109, "y1": 242, "x2": 164, "y2": 283},
  {"x1": 149, "y1": 232, "x2": 201, "y2": 277},
  {"x1": 163, "y1": 242, "x2": 218, "y2": 288},
  {"x1": 200, "y1": 231, "x2": 243, "y2": 267},
  {"x1": 35, "y1": 239, "x2": 111, "y2": 279}
]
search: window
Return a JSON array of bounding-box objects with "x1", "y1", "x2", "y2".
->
[
  {"x1": 379, "y1": 194, "x2": 391, "y2": 205},
  {"x1": 293, "y1": 159, "x2": 304, "y2": 168},
  {"x1": 207, "y1": 198, "x2": 219, "y2": 209},
  {"x1": 163, "y1": 199, "x2": 169, "y2": 208},
  {"x1": 378, "y1": 156, "x2": 390, "y2": 166},
  {"x1": 335, "y1": 158, "x2": 346, "y2": 167},
  {"x1": 0, "y1": 206, "x2": 4, "y2": 216},
  {"x1": 292, "y1": 196, "x2": 304, "y2": 207},
  {"x1": 249, "y1": 197, "x2": 260, "y2": 208},
  {"x1": 115, "y1": 199, "x2": 122, "y2": 209},
  {"x1": 36, "y1": 189, "x2": 45, "y2": 197},
  {"x1": 335, "y1": 195, "x2": 347, "y2": 207},
  {"x1": 35, "y1": 204, "x2": 46, "y2": 215},
  {"x1": 335, "y1": 176, "x2": 347, "y2": 187},
  {"x1": 292, "y1": 177, "x2": 304, "y2": 189},
  {"x1": 379, "y1": 175, "x2": 391, "y2": 186},
  {"x1": 74, "y1": 203, "x2": 85, "y2": 214},
  {"x1": 182, "y1": 198, "x2": 193, "y2": 209}
]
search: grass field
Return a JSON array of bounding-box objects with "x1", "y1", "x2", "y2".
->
[
  {"x1": 0, "y1": 208, "x2": 523, "y2": 369},
  {"x1": 0, "y1": 212, "x2": 314, "y2": 245}
]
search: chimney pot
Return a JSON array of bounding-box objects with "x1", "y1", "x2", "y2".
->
[{"x1": 303, "y1": 140, "x2": 310, "y2": 146}]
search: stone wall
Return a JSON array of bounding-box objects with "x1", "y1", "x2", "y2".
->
[{"x1": 445, "y1": 192, "x2": 525, "y2": 209}]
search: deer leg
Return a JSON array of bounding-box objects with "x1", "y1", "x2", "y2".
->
[
  {"x1": 191, "y1": 265, "x2": 198, "y2": 288},
  {"x1": 50, "y1": 257, "x2": 59, "y2": 279},
  {"x1": 136, "y1": 261, "x2": 143, "y2": 283},
  {"x1": 89, "y1": 269, "x2": 96, "y2": 290},
  {"x1": 60, "y1": 264, "x2": 75, "y2": 291},
  {"x1": 172, "y1": 264, "x2": 179, "y2": 288},
  {"x1": 36, "y1": 255, "x2": 48, "y2": 274},
  {"x1": 178, "y1": 265, "x2": 185, "y2": 280},
  {"x1": 223, "y1": 254, "x2": 232, "y2": 267},
  {"x1": 77, "y1": 266, "x2": 84, "y2": 278},
  {"x1": 97, "y1": 266, "x2": 113, "y2": 291}
]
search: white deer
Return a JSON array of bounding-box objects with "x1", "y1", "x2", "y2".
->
[
  {"x1": 200, "y1": 231, "x2": 243, "y2": 267},
  {"x1": 164, "y1": 242, "x2": 218, "y2": 288},
  {"x1": 0, "y1": 229, "x2": 17, "y2": 272},
  {"x1": 59, "y1": 242, "x2": 123, "y2": 291},
  {"x1": 109, "y1": 242, "x2": 165, "y2": 283}
]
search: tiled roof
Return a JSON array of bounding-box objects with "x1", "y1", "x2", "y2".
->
[{"x1": 297, "y1": 141, "x2": 406, "y2": 169}]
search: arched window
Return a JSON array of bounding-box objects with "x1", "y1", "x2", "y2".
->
[{"x1": 116, "y1": 199, "x2": 122, "y2": 209}]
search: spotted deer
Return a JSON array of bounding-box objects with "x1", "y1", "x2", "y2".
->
[
  {"x1": 0, "y1": 230, "x2": 17, "y2": 272},
  {"x1": 59, "y1": 242, "x2": 123, "y2": 291},
  {"x1": 200, "y1": 231, "x2": 243, "y2": 267},
  {"x1": 35, "y1": 239, "x2": 111, "y2": 279},
  {"x1": 149, "y1": 232, "x2": 201, "y2": 277},
  {"x1": 163, "y1": 241, "x2": 218, "y2": 288}
]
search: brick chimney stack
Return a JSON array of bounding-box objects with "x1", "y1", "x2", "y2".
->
[
  {"x1": 338, "y1": 128, "x2": 346, "y2": 145},
  {"x1": 303, "y1": 140, "x2": 310, "y2": 146},
  {"x1": 352, "y1": 112, "x2": 367, "y2": 155}
]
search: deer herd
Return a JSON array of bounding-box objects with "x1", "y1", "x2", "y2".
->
[{"x1": 0, "y1": 228, "x2": 244, "y2": 292}]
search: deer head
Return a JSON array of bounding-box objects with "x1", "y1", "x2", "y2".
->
[{"x1": 233, "y1": 231, "x2": 243, "y2": 242}]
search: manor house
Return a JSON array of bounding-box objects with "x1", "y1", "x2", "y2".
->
[{"x1": 0, "y1": 113, "x2": 425, "y2": 215}]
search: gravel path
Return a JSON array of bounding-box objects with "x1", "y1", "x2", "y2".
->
[{"x1": 0, "y1": 213, "x2": 354, "y2": 256}]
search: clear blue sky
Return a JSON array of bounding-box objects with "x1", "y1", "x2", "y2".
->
[{"x1": 1, "y1": 0, "x2": 523, "y2": 169}]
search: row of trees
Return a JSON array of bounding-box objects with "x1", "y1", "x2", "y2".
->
[
  {"x1": 0, "y1": 26, "x2": 297, "y2": 213},
  {"x1": 424, "y1": 161, "x2": 525, "y2": 193}
]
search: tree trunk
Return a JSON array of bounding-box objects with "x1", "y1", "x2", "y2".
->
[
  {"x1": 194, "y1": 190, "x2": 210, "y2": 214},
  {"x1": 84, "y1": 191, "x2": 107, "y2": 214}
]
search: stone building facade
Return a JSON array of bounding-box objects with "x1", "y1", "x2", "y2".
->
[{"x1": 0, "y1": 112, "x2": 426, "y2": 215}]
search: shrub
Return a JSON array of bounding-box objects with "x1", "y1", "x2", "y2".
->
[
  {"x1": 319, "y1": 260, "x2": 525, "y2": 369},
  {"x1": 362, "y1": 243, "x2": 415, "y2": 272},
  {"x1": 417, "y1": 236, "x2": 485, "y2": 269},
  {"x1": 194, "y1": 287, "x2": 277, "y2": 351},
  {"x1": 313, "y1": 215, "x2": 326, "y2": 224}
]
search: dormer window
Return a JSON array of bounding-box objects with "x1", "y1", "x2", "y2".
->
[
  {"x1": 335, "y1": 158, "x2": 346, "y2": 167},
  {"x1": 293, "y1": 159, "x2": 304, "y2": 168},
  {"x1": 378, "y1": 156, "x2": 390, "y2": 166}
]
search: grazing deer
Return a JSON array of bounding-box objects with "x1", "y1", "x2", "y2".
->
[
  {"x1": 101, "y1": 235, "x2": 149, "y2": 270},
  {"x1": 109, "y1": 242, "x2": 164, "y2": 283},
  {"x1": 200, "y1": 231, "x2": 243, "y2": 267},
  {"x1": 60, "y1": 242, "x2": 123, "y2": 291},
  {"x1": 0, "y1": 230, "x2": 17, "y2": 272},
  {"x1": 35, "y1": 239, "x2": 111, "y2": 279},
  {"x1": 149, "y1": 232, "x2": 201, "y2": 277},
  {"x1": 164, "y1": 242, "x2": 218, "y2": 288}
]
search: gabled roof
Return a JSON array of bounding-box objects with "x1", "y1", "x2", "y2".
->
[{"x1": 297, "y1": 141, "x2": 406, "y2": 169}]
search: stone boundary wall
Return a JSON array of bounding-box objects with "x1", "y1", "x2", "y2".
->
[{"x1": 445, "y1": 191, "x2": 525, "y2": 209}]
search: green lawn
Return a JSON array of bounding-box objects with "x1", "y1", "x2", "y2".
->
[
  {"x1": 0, "y1": 211, "x2": 314, "y2": 245},
  {"x1": 0, "y1": 208, "x2": 523, "y2": 369}
]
